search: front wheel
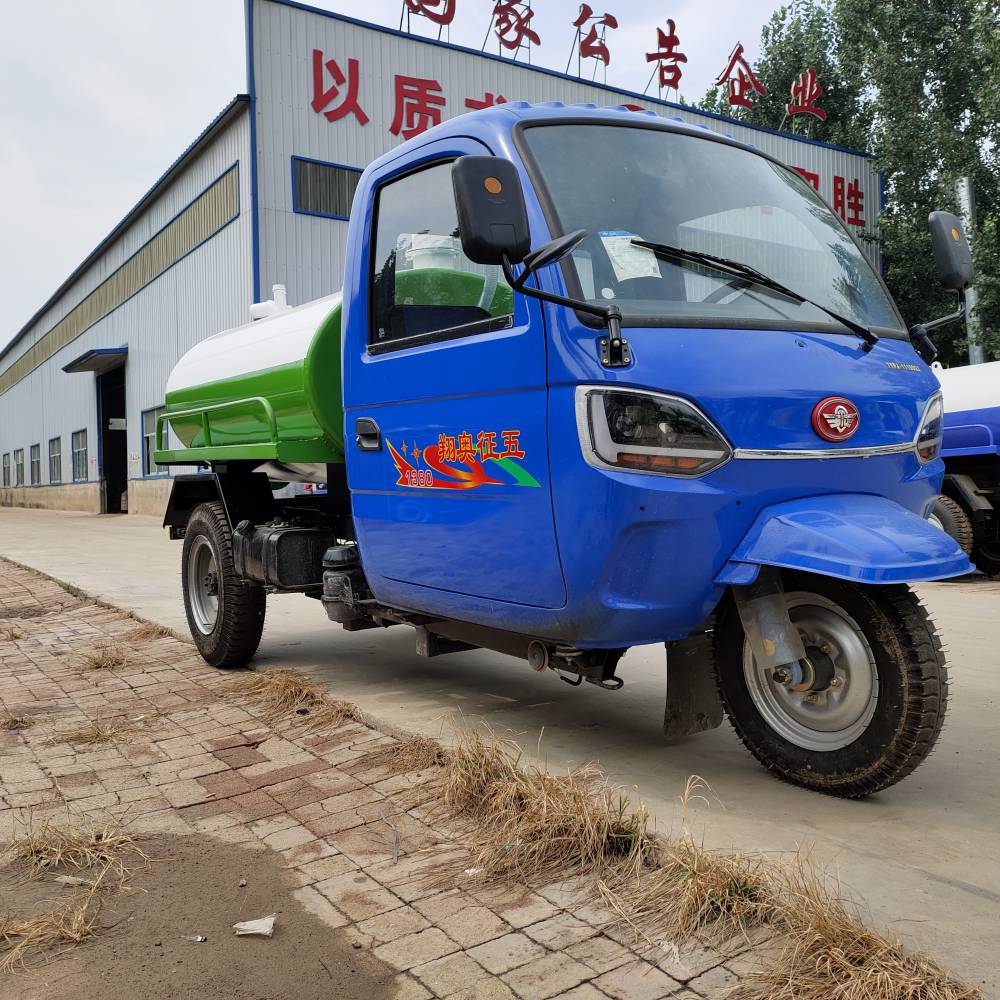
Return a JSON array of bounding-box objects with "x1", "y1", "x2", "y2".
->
[
  {"x1": 714, "y1": 572, "x2": 948, "y2": 797},
  {"x1": 181, "y1": 502, "x2": 266, "y2": 667}
]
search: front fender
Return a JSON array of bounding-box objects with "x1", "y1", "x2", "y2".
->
[{"x1": 716, "y1": 493, "x2": 972, "y2": 585}]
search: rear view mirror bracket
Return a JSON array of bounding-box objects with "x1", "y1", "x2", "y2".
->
[{"x1": 501, "y1": 250, "x2": 631, "y2": 367}]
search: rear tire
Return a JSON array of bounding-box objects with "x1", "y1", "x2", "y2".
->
[
  {"x1": 181, "y1": 502, "x2": 265, "y2": 667},
  {"x1": 929, "y1": 494, "x2": 974, "y2": 554},
  {"x1": 714, "y1": 571, "x2": 948, "y2": 797}
]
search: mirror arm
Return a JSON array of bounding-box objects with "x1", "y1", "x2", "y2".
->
[
  {"x1": 918, "y1": 289, "x2": 966, "y2": 335},
  {"x1": 501, "y1": 254, "x2": 613, "y2": 322},
  {"x1": 908, "y1": 290, "x2": 966, "y2": 365}
]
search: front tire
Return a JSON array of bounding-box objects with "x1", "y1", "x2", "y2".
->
[
  {"x1": 714, "y1": 572, "x2": 948, "y2": 797},
  {"x1": 181, "y1": 502, "x2": 266, "y2": 667}
]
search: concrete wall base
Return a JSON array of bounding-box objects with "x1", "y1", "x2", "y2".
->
[
  {"x1": 0, "y1": 483, "x2": 101, "y2": 513},
  {"x1": 128, "y1": 478, "x2": 172, "y2": 518}
]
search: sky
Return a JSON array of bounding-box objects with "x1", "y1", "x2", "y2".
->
[{"x1": 0, "y1": 0, "x2": 782, "y2": 336}]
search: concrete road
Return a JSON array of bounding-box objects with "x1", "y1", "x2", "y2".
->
[{"x1": 1, "y1": 507, "x2": 997, "y2": 995}]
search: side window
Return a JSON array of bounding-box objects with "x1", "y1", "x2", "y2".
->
[{"x1": 370, "y1": 161, "x2": 514, "y2": 350}]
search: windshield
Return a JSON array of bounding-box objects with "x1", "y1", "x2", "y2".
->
[{"x1": 519, "y1": 123, "x2": 905, "y2": 335}]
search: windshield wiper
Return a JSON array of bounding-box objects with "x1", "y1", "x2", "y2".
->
[{"x1": 631, "y1": 239, "x2": 879, "y2": 353}]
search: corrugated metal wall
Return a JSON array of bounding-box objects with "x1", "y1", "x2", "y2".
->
[
  {"x1": 251, "y1": 0, "x2": 882, "y2": 307},
  {"x1": 0, "y1": 110, "x2": 252, "y2": 491}
]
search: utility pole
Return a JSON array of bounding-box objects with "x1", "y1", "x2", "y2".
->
[{"x1": 956, "y1": 176, "x2": 984, "y2": 365}]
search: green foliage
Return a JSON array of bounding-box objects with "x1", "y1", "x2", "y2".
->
[
  {"x1": 697, "y1": 1, "x2": 864, "y2": 150},
  {"x1": 699, "y1": 0, "x2": 1000, "y2": 363}
]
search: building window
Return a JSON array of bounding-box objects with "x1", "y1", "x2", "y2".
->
[
  {"x1": 142, "y1": 406, "x2": 167, "y2": 476},
  {"x1": 29, "y1": 444, "x2": 41, "y2": 486},
  {"x1": 0, "y1": 164, "x2": 239, "y2": 398},
  {"x1": 72, "y1": 429, "x2": 88, "y2": 482},
  {"x1": 2, "y1": 453, "x2": 9, "y2": 488},
  {"x1": 370, "y1": 160, "x2": 514, "y2": 350},
  {"x1": 49, "y1": 437, "x2": 62, "y2": 484},
  {"x1": 292, "y1": 157, "x2": 361, "y2": 220},
  {"x1": 14, "y1": 448, "x2": 24, "y2": 486}
]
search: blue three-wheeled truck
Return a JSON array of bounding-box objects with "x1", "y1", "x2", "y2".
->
[{"x1": 156, "y1": 104, "x2": 974, "y2": 797}]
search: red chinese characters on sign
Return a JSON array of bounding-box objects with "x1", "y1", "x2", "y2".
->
[
  {"x1": 492, "y1": 1, "x2": 541, "y2": 53},
  {"x1": 573, "y1": 5, "x2": 618, "y2": 67},
  {"x1": 390, "y1": 75, "x2": 446, "y2": 139},
  {"x1": 646, "y1": 19, "x2": 687, "y2": 91},
  {"x1": 465, "y1": 91, "x2": 507, "y2": 109},
  {"x1": 786, "y1": 68, "x2": 826, "y2": 121},
  {"x1": 310, "y1": 50, "x2": 370, "y2": 125},
  {"x1": 833, "y1": 175, "x2": 866, "y2": 227},
  {"x1": 792, "y1": 166, "x2": 820, "y2": 191},
  {"x1": 404, "y1": 0, "x2": 456, "y2": 25},
  {"x1": 715, "y1": 42, "x2": 767, "y2": 110}
]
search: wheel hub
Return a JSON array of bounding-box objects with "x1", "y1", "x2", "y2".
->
[
  {"x1": 187, "y1": 536, "x2": 221, "y2": 636},
  {"x1": 744, "y1": 595, "x2": 879, "y2": 752}
]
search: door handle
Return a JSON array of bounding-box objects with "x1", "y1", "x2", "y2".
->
[{"x1": 355, "y1": 417, "x2": 382, "y2": 452}]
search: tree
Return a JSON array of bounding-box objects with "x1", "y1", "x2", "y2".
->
[
  {"x1": 701, "y1": 0, "x2": 1000, "y2": 363},
  {"x1": 836, "y1": 0, "x2": 997, "y2": 363},
  {"x1": 697, "y1": 1, "x2": 865, "y2": 150}
]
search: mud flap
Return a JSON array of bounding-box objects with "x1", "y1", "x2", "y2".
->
[{"x1": 663, "y1": 627, "x2": 724, "y2": 739}]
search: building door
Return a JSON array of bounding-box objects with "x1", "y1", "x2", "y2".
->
[{"x1": 97, "y1": 365, "x2": 127, "y2": 514}]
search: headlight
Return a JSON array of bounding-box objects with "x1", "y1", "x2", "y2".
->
[
  {"x1": 576, "y1": 386, "x2": 731, "y2": 477},
  {"x1": 915, "y1": 394, "x2": 944, "y2": 464}
]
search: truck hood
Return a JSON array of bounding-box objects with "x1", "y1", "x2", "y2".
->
[{"x1": 601, "y1": 327, "x2": 937, "y2": 453}]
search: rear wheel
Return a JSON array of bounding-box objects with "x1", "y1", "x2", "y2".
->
[
  {"x1": 181, "y1": 502, "x2": 265, "y2": 667},
  {"x1": 714, "y1": 572, "x2": 948, "y2": 797},
  {"x1": 928, "y1": 494, "x2": 974, "y2": 554}
]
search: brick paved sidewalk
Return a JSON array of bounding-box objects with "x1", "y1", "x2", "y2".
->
[{"x1": 0, "y1": 561, "x2": 759, "y2": 1000}]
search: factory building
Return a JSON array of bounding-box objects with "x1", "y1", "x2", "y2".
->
[{"x1": 0, "y1": 0, "x2": 881, "y2": 516}]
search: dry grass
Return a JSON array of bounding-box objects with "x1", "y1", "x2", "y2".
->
[
  {"x1": 44, "y1": 717, "x2": 141, "y2": 748},
  {"x1": 79, "y1": 641, "x2": 129, "y2": 672},
  {"x1": 0, "y1": 626, "x2": 25, "y2": 641},
  {"x1": 0, "y1": 817, "x2": 150, "y2": 972},
  {"x1": 8, "y1": 815, "x2": 150, "y2": 885},
  {"x1": 443, "y1": 729, "x2": 653, "y2": 886},
  {"x1": 124, "y1": 622, "x2": 173, "y2": 642},
  {"x1": 231, "y1": 668, "x2": 362, "y2": 731},
  {"x1": 0, "y1": 881, "x2": 105, "y2": 973},
  {"x1": 439, "y1": 730, "x2": 980, "y2": 1000},
  {"x1": 366, "y1": 735, "x2": 452, "y2": 775},
  {"x1": 0, "y1": 712, "x2": 38, "y2": 732},
  {"x1": 736, "y1": 863, "x2": 983, "y2": 1000}
]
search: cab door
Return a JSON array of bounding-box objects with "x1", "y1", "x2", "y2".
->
[{"x1": 344, "y1": 141, "x2": 565, "y2": 609}]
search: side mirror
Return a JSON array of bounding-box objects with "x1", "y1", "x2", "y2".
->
[
  {"x1": 928, "y1": 211, "x2": 974, "y2": 291},
  {"x1": 452, "y1": 156, "x2": 531, "y2": 265},
  {"x1": 521, "y1": 230, "x2": 588, "y2": 278}
]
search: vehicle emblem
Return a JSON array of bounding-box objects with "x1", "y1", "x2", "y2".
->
[{"x1": 812, "y1": 396, "x2": 860, "y2": 442}]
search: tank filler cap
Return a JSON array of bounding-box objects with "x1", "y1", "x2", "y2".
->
[{"x1": 250, "y1": 284, "x2": 290, "y2": 321}]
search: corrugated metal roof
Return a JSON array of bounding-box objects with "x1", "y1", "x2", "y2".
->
[{"x1": 1, "y1": 94, "x2": 250, "y2": 364}]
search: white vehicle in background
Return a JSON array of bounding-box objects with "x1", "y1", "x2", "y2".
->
[{"x1": 932, "y1": 359, "x2": 1000, "y2": 575}]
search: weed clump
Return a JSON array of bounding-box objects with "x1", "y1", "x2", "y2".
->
[
  {"x1": 79, "y1": 642, "x2": 129, "y2": 672},
  {"x1": 232, "y1": 668, "x2": 361, "y2": 731},
  {"x1": 366, "y1": 736, "x2": 452, "y2": 775},
  {"x1": 124, "y1": 622, "x2": 173, "y2": 642},
  {"x1": 0, "y1": 712, "x2": 38, "y2": 732},
  {"x1": 45, "y1": 718, "x2": 141, "y2": 747},
  {"x1": 444, "y1": 729, "x2": 653, "y2": 886}
]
